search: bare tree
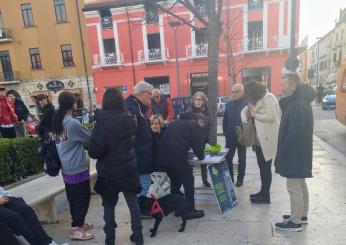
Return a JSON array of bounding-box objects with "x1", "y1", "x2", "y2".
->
[{"x1": 145, "y1": 0, "x2": 223, "y2": 145}]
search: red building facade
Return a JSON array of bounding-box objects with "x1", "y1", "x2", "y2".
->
[{"x1": 83, "y1": 0, "x2": 300, "y2": 104}]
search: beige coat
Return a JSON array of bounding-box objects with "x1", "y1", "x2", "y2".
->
[{"x1": 252, "y1": 92, "x2": 280, "y2": 161}]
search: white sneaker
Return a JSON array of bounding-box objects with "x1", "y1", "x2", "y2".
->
[{"x1": 49, "y1": 241, "x2": 69, "y2": 245}]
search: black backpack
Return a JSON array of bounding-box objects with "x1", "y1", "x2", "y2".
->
[{"x1": 38, "y1": 139, "x2": 61, "y2": 177}]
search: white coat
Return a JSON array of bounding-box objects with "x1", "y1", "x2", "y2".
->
[{"x1": 242, "y1": 92, "x2": 280, "y2": 161}]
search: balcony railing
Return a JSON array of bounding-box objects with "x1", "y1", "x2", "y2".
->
[
  {"x1": 186, "y1": 43, "x2": 208, "y2": 58},
  {"x1": 0, "y1": 71, "x2": 20, "y2": 82},
  {"x1": 0, "y1": 28, "x2": 12, "y2": 42},
  {"x1": 101, "y1": 16, "x2": 113, "y2": 30},
  {"x1": 93, "y1": 52, "x2": 124, "y2": 67},
  {"x1": 248, "y1": 0, "x2": 263, "y2": 11},
  {"x1": 248, "y1": 37, "x2": 263, "y2": 50},
  {"x1": 138, "y1": 48, "x2": 169, "y2": 63},
  {"x1": 145, "y1": 12, "x2": 159, "y2": 24}
]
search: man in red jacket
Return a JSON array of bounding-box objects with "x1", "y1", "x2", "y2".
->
[
  {"x1": 0, "y1": 86, "x2": 18, "y2": 138},
  {"x1": 147, "y1": 89, "x2": 174, "y2": 122}
]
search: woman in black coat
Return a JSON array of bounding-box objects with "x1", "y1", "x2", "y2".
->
[
  {"x1": 191, "y1": 91, "x2": 212, "y2": 187},
  {"x1": 89, "y1": 89, "x2": 143, "y2": 245}
]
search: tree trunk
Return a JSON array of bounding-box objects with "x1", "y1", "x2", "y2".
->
[{"x1": 207, "y1": 19, "x2": 221, "y2": 146}]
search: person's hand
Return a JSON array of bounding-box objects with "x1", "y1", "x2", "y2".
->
[
  {"x1": 0, "y1": 196, "x2": 9, "y2": 205},
  {"x1": 250, "y1": 110, "x2": 256, "y2": 118}
]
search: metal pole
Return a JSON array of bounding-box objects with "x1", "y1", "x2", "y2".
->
[
  {"x1": 174, "y1": 28, "x2": 181, "y2": 96},
  {"x1": 316, "y1": 42, "x2": 320, "y2": 87},
  {"x1": 289, "y1": 0, "x2": 297, "y2": 58},
  {"x1": 75, "y1": 0, "x2": 92, "y2": 112}
]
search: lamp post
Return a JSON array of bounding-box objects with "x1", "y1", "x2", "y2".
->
[
  {"x1": 316, "y1": 37, "x2": 322, "y2": 87},
  {"x1": 169, "y1": 21, "x2": 182, "y2": 96}
]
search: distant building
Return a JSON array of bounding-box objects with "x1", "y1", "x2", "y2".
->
[
  {"x1": 83, "y1": 0, "x2": 302, "y2": 103},
  {"x1": 0, "y1": 0, "x2": 95, "y2": 115}
]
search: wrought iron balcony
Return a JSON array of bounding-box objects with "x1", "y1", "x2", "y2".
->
[
  {"x1": 138, "y1": 48, "x2": 169, "y2": 63},
  {"x1": 248, "y1": 37, "x2": 263, "y2": 51},
  {"x1": 248, "y1": 0, "x2": 263, "y2": 11},
  {"x1": 194, "y1": 4, "x2": 207, "y2": 16},
  {"x1": 92, "y1": 52, "x2": 123, "y2": 68},
  {"x1": 145, "y1": 11, "x2": 159, "y2": 24},
  {"x1": 186, "y1": 43, "x2": 208, "y2": 58}
]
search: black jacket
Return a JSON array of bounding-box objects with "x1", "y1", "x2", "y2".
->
[
  {"x1": 158, "y1": 118, "x2": 205, "y2": 170},
  {"x1": 151, "y1": 127, "x2": 165, "y2": 172},
  {"x1": 14, "y1": 99, "x2": 29, "y2": 121},
  {"x1": 124, "y1": 95, "x2": 153, "y2": 174},
  {"x1": 223, "y1": 99, "x2": 246, "y2": 147},
  {"x1": 38, "y1": 103, "x2": 55, "y2": 139},
  {"x1": 275, "y1": 85, "x2": 315, "y2": 178},
  {"x1": 89, "y1": 109, "x2": 141, "y2": 203},
  {"x1": 191, "y1": 106, "x2": 211, "y2": 145}
]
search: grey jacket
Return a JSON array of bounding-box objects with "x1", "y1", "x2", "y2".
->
[{"x1": 55, "y1": 115, "x2": 91, "y2": 175}]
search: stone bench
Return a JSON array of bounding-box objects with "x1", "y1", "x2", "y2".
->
[{"x1": 10, "y1": 158, "x2": 97, "y2": 224}]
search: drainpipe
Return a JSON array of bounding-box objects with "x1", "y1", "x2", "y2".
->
[
  {"x1": 75, "y1": 0, "x2": 92, "y2": 111},
  {"x1": 126, "y1": 5, "x2": 137, "y2": 86}
]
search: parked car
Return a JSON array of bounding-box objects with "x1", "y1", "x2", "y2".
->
[
  {"x1": 25, "y1": 114, "x2": 39, "y2": 136},
  {"x1": 217, "y1": 96, "x2": 231, "y2": 115},
  {"x1": 322, "y1": 94, "x2": 336, "y2": 110}
]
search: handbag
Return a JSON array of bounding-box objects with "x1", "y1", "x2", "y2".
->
[
  {"x1": 38, "y1": 138, "x2": 61, "y2": 177},
  {"x1": 235, "y1": 118, "x2": 256, "y2": 147}
]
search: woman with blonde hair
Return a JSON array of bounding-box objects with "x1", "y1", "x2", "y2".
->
[{"x1": 191, "y1": 91, "x2": 212, "y2": 187}]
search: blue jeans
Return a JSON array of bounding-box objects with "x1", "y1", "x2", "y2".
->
[{"x1": 139, "y1": 174, "x2": 151, "y2": 197}]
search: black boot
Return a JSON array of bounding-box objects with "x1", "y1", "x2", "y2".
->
[{"x1": 130, "y1": 233, "x2": 144, "y2": 245}]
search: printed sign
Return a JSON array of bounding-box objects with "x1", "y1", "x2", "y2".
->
[
  {"x1": 46, "y1": 80, "x2": 64, "y2": 92},
  {"x1": 208, "y1": 162, "x2": 238, "y2": 214}
]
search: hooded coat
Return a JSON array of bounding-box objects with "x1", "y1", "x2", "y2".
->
[
  {"x1": 274, "y1": 84, "x2": 316, "y2": 178},
  {"x1": 89, "y1": 109, "x2": 142, "y2": 204}
]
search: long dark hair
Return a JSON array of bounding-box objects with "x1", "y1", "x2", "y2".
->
[
  {"x1": 102, "y1": 88, "x2": 124, "y2": 110},
  {"x1": 244, "y1": 80, "x2": 267, "y2": 105},
  {"x1": 51, "y1": 92, "x2": 76, "y2": 136}
]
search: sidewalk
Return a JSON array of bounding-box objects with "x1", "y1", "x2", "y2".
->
[{"x1": 43, "y1": 136, "x2": 346, "y2": 245}]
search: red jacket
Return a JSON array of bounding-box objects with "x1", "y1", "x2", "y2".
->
[
  {"x1": 147, "y1": 98, "x2": 174, "y2": 122},
  {"x1": 0, "y1": 96, "x2": 18, "y2": 125}
]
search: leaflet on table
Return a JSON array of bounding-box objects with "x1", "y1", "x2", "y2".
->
[{"x1": 192, "y1": 154, "x2": 223, "y2": 161}]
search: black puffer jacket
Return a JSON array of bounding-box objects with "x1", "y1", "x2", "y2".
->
[
  {"x1": 124, "y1": 95, "x2": 153, "y2": 174},
  {"x1": 89, "y1": 109, "x2": 141, "y2": 202},
  {"x1": 158, "y1": 115, "x2": 205, "y2": 170},
  {"x1": 275, "y1": 85, "x2": 315, "y2": 178}
]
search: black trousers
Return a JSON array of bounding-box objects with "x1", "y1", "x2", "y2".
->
[
  {"x1": 65, "y1": 179, "x2": 91, "y2": 227},
  {"x1": 226, "y1": 143, "x2": 247, "y2": 183},
  {"x1": 0, "y1": 127, "x2": 16, "y2": 139},
  {"x1": 0, "y1": 197, "x2": 52, "y2": 245},
  {"x1": 102, "y1": 192, "x2": 142, "y2": 242},
  {"x1": 255, "y1": 146, "x2": 272, "y2": 199},
  {"x1": 166, "y1": 167, "x2": 195, "y2": 210},
  {"x1": 0, "y1": 221, "x2": 20, "y2": 245}
]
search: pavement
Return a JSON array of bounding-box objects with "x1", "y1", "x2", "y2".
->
[{"x1": 42, "y1": 134, "x2": 346, "y2": 245}]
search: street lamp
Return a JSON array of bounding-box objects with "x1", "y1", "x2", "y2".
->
[
  {"x1": 169, "y1": 21, "x2": 182, "y2": 96},
  {"x1": 316, "y1": 37, "x2": 322, "y2": 87}
]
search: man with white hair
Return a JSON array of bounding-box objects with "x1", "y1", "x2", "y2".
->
[
  {"x1": 222, "y1": 83, "x2": 247, "y2": 186},
  {"x1": 124, "y1": 81, "x2": 154, "y2": 218},
  {"x1": 147, "y1": 89, "x2": 174, "y2": 122}
]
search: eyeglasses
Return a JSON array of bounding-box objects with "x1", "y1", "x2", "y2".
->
[
  {"x1": 232, "y1": 90, "x2": 241, "y2": 93},
  {"x1": 194, "y1": 98, "x2": 203, "y2": 101}
]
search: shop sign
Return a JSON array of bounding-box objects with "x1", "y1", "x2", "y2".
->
[{"x1": 46, "y1": 80, "x2": 64, "y2": 92}]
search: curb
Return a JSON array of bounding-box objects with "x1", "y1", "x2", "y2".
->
[{"x1": 313, "y1": 134, "x2": 346, "y2": 166}]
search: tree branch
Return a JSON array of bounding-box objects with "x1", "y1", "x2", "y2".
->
[{"x1": 179, "y1": 0, "x2": 209, "y2": 27}]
